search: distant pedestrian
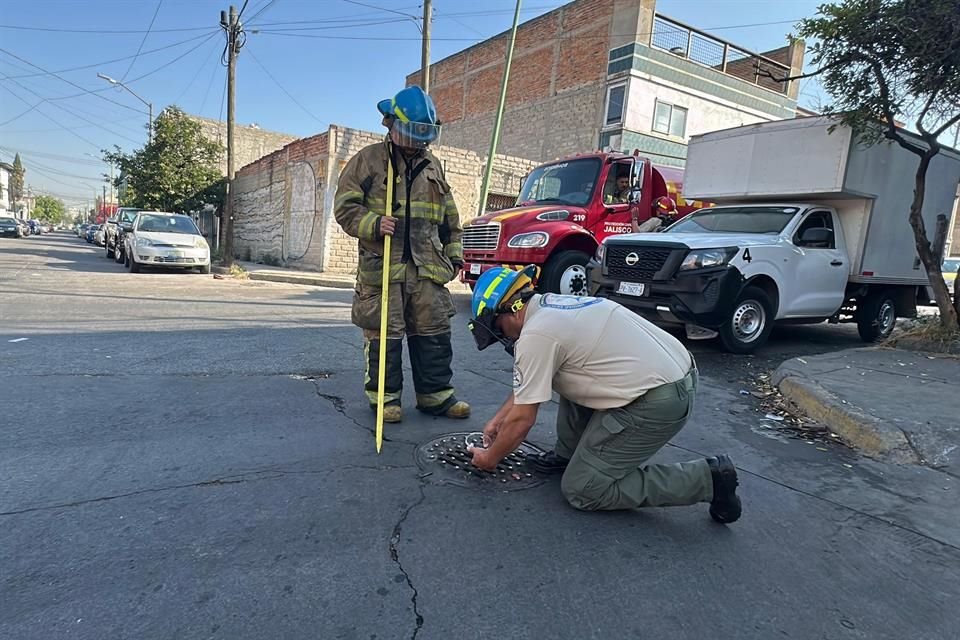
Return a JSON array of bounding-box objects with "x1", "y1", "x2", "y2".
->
[
  {"x1": 466, "y1": 265, "x2": 741, "y2": 522},
  {"x1": 333, "y1": 86, "x2": 470, "y2": 424}
]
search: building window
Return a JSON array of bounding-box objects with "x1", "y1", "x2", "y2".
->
[
  {"x1": 605, "y1": 84, "x2": 626, "y2": 126},
  {"x1": 653, "y1": 100, "x2": 688, "y2": 137}
]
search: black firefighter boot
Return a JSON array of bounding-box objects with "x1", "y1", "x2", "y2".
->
[{"x1": 707, "y1": 455, "x2": 741, "y2": 523}]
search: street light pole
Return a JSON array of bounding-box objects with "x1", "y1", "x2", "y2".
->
[{"x1": 97, "y1": 73, "x2": 153, "y2": 143}]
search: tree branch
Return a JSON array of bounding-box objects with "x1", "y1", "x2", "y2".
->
[
  {"x1": 755, "y1": 59, "x2": 845, "y2": 85},
  {"x1": 932, "y1": 111, "x2": 960, "y2": 140},
  {"x1": 867, "y1": 60, "x2": 927, "y2": 156}
]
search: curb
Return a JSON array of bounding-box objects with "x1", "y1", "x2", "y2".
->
[
  {"x1": 772, "y1": 367, "x2": 919, "y2": 464},
  {"x1": 247, "y1": 271, "x2": 355, "y2": 289}
]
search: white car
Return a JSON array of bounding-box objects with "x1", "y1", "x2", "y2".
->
[{"x1": 123, "y1": 211, "x2": 211, "y2": 274}]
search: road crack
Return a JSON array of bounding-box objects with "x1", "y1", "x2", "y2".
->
[{"x1": 389, "y1": 483, "x2": 427, "y2": 639}]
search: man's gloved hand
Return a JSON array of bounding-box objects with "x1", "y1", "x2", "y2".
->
[
  {"x1": 377, "y1": 216, "x2": 397, "y2": 237},
  {"x1": 451, "y1": 259, "x2": 464, "y2": 273}
]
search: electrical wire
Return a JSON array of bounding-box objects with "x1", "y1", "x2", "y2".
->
[
  {"x1": 1, "y1": 31, "x2": 216, "y2": 80},
  {"x1": 0, "y1": 83, "x2": 101, "y2": 149},
  {"x1": 0, "y1": 48, "x2": 148, "y2": 114},
  {"x1": 120, "y1": 0, "x2": 164, "y2": 82},
  {"x1": 245, "y1": 47, "x2": 324, "y2": 124},
  {"x1": 245, "y1": 0, "x2": 280, "y2": 25},
  {"x1": 0, "y1": 23, "x2": 211, "y2": 34},
  {"x1": 0, "y1": 146, "x2": 106, "y2": 166}
]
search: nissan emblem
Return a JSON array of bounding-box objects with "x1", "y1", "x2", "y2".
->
[{"x1": 625, "y1": 252, "x2": 639, "y2": 266}]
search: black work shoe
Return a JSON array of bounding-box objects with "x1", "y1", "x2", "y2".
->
[
  {"x1": 707, "y1": 455, "x2": 741, "y2": 524},
  {"x1": 527, "y1": 451, "x2": 570, "y2": 475}
]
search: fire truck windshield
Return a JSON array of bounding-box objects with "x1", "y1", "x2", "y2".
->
[{"x1": 517, "y1": 158, "x2": 601, "y2": 207}]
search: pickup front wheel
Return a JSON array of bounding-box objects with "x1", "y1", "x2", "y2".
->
[
  {"x1": 540, "y1": 250, "x2": 591, "y2": 296},
  {"x1": 719, "y1": 286, "x2": 775, "y2": 354}
]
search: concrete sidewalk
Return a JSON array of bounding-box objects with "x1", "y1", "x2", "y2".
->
[
  {"x1": 218, "y1": 260, "x2": 473, "y2": 294},
  {"x1": 774, "y1": 347, "x2": 959, "y2": 473}
]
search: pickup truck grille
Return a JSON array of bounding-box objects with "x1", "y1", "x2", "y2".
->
[
  {"x1": 605, "y1": 246, "x2": 672, "y2": 281},
  {"x1": 463, "y1": 222, "x2": 501, "y2": 251}
]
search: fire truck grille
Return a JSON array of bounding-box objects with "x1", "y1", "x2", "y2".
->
[
  {"x1": 463, "y1": 222, "x2": 501, "y2": 251},
  {"x1": 605, "y1": 246, "x2": 672, "y2": 281}
]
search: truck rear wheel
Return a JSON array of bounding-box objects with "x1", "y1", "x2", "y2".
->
[
  {"x1": 856, "y1": 290, "x2": 896, "y2": 342},
  {"x1": 719, "y1": 286, "x2": 775, "y2": 354},
  {"x1": 541, "y1": 250, "x2": 591, "y2": 296}
]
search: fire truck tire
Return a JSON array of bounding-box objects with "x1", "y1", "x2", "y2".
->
[{"x1": 541, "y1": 250, "x2": 591, "y2": 296}]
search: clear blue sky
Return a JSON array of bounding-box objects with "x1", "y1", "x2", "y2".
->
[{"x1": 0, "y1": 0, "x2": 826, "y2": 206}]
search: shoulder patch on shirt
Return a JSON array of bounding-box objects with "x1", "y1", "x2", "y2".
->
[
  {"x1": 513, "y1": 365, "x2": 524, "y2": 388},
  {"x1": 539, "y1": 293, "x2": 603, "y2": 310}
]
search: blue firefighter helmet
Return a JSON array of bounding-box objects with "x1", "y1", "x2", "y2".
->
[
  {"x1": 377, "y1": 86, "x2": 441, "y2": 147},
  {"x1": 469, "y1": 265, "x2": 539, "y2": 351}
]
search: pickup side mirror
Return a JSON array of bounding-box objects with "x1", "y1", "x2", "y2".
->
[
  {"x1": 798, "y1": 227, "x2": 833, "y2": 247},
  {"x1": 122, "y1": 223, "x2": 134, "y2": 233}
]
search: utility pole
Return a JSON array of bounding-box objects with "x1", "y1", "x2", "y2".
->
[
  {"x1": 220, "y1": 5, "x2": 240, "y2": 266},
  {"x1": 478, "y1": 0, "x2": 522, "y2": 216},
  {"x1": 421, "y1": 0, "x2": 432, "y2": 92}
]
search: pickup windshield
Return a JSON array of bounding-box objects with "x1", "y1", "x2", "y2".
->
[
  {"x1": 669, "y1": 206, "x2": 799, "y2": 234},
  {"x1": 517, "y1": 158, "x2": 601, "y2": 207}
]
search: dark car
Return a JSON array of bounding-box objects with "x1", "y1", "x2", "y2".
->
[
  {"x1": 0, "y1": 216, "x2": 23, "y2": 238},
  {"x1": 107, "y1": 207, "x2": 140, "y2": 262},
  {"x1": 85, "y1": 224, "x2": 100, "y2": 243},
  {"x1": 28, "y1": 220, "x2": 43, "y2": 235}
]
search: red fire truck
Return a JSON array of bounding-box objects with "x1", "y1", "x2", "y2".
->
[{"x1": 460, "y1": 150, "x2": 709, "y2": 294}]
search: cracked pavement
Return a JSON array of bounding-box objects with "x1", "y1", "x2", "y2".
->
[{"x1": 2, "y1": 234, "x2": 958, "y2": 639}]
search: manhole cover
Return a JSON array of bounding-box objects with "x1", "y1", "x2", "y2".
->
[{"x1": 415, "y1": 432, "x2": 550, "y2": 491}]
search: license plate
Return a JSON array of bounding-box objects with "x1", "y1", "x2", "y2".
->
[
  {"x1": 469, "y1": 263, "x2": 481, "y2": 275},
  {"x1": 167, "y1": 251, "x2": 183, "y2": 258},
  {"x1": 617, "y1": 281, "x2": 646, "y2": 297}
]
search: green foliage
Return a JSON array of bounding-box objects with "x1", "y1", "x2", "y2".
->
[
  {"x1": 104, "y1": 106, "x2": 223, "y2": 213},
  {"x1": 9, "y1": 153, "x2": 25, "y2": 206},
  {"x1": 33, "y1": 195, "x2": 66, "y2": 223},
  {"x1": 797, "y1": 0, "x2": 960, "y2": 148}
]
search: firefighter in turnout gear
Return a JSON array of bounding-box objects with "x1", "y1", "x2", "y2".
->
[{"x1": 334, "y1": 86, "x2": 470, "y2": 424}]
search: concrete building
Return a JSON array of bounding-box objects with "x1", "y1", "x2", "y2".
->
[
  {"x1": 186, "y1": 114, "x2": 298, "y2": 177},
  {"x1": 0, "y1": 162, "x2": 12, "y2": 213},
  {"x1": 407, "y1": 0, "x2": 804, "y2": 167},
  {"x1": 232, "y1": 126, "x2": 536, "y2": 273}
]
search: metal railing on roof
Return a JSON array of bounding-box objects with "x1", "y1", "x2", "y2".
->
[{"x1": 651, "y1": 14, "x2": 791, "y2": 95}]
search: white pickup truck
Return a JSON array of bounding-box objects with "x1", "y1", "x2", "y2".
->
[{"x1": 588, "y1": 117, "x2": 960, "y2": 353}]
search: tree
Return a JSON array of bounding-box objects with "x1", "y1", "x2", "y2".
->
[
  {"x1": 33, "y1": 195, "x2": 66, "y2": 224},
  {"x1": 10, "y1": 153, "x2": 25, "y2": 212},
  {"x1": 103, "y1": 106, "x2": 223, "y2": 214},
  {"x1": 781, "y1": 0, "x2": 960, "y2": 330}
]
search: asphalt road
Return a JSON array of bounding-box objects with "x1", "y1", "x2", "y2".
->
[{"x1": 2, "y1": 233, "x2": 957, "y2": 640}]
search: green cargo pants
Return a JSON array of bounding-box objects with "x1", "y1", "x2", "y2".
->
[{"x1": 557, "y1": 366, "x2": 713, "y2": 511}]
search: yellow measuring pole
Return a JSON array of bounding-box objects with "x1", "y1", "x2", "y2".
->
[{"x1": 375, "y1": 158, "x2": 395, "y2": 453}]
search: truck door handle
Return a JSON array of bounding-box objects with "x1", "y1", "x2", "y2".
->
[{"x1": 830, "y1": 260, "x2": 843, "y2": 266}]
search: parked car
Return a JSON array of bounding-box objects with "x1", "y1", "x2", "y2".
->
[
  {"x1": 106, "y1": 207, "x2": 140, "y2": 261},
  {"x1": 0, "y1": 216, "x2": 23, "y2": 238},
  {"x1": 123, "y1": 212, "x2": 211, "y2": 274},
  {"x1": 943, "y1": 258, "x2": 959, "y2": 295},
  {"x1": 93, "y1": 225, "x2": 106, "y2": 246},
  {"x1": 76, "y1": 223, "x2": 90, "y2": 238},
  {"x1": 28, "y1": 220, "x2": 43, "y2": 235},
  {"x1": 85, "y1": 224, "x2": 100, "y2": 243},
  {"x1": 16, "y1": 219, "x2": 31, "y2": 237}
]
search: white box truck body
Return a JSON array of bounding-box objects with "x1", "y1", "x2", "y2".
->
[{"x1": 588, "y1": 116, "x2": 960, "y2": 353}]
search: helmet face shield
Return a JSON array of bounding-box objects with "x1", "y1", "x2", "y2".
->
[{"x1": 391, "y1": 119, "x2": 441, "y2": 149}]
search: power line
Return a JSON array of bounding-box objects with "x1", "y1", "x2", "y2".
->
[
  {"x1": 246, "y1": 0, "x2": 280, "y2": 25},
  {"x1": 0, "y1": 146, "x2": 106, "y2": 166},
  {"x1": 121, "y1": 0, "x2": 164, "y2": 82},
  {"x1": 250, "y1": 17, "x2": 414, "y2": 33},
  {"x1": 0, "y1": 23, "x2": 211, "y2": 34},
  {"x1": 171, "y1": 37, "x2": 222, "y2": 107},
  {"x1": 46, "y1": 31, "x2": 220, "y2": 103},
  {"x1": 0, "y1": 83, "x2": 102, "y2": 150},
  {"x1": 245, "y1": 47, "x2": 324, "y2": 124},
  {"x1": 341, "y1": 0, "x2": 419, "y2": 20},
  {"x1": 0, "y1": 48, "x2": 148, "y2": 114},
  {"x1": 1, "y1": 31, "x2": 217, "y2": 80}
]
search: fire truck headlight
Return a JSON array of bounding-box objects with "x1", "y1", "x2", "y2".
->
[{"x1": 507, "y1": 232, "x2": 549, "y2": 248}]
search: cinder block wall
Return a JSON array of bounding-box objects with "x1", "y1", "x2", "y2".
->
[{"x1": 232, "y1": 126, "x2": 537, "y2": 274}]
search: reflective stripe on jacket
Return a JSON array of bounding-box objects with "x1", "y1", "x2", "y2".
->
[{"x1": 334, "y1": 138, "x2": 463, "y2": 287}]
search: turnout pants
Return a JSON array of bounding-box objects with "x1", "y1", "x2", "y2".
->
[
  {"x1": 353, "y1": 263, "x2": 458, "y2": 414},
  {"x1": 556, "y1": 366, "x2": 713, "y2": 511}
]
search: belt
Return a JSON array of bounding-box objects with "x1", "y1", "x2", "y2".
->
[{"x1": 635, "y1": 358, "x2": 698, "y2": 404}]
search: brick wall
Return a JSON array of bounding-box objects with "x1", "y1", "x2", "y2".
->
[
  {"x1": 232, "y1": 126, "x2": 537, "y2": 274},
  {"x1": 407, "y1": 0, "x2": 615, "y2": 162},
  {"x1": 187, "y1": 114, "x2": 298, "y2": 176}
]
